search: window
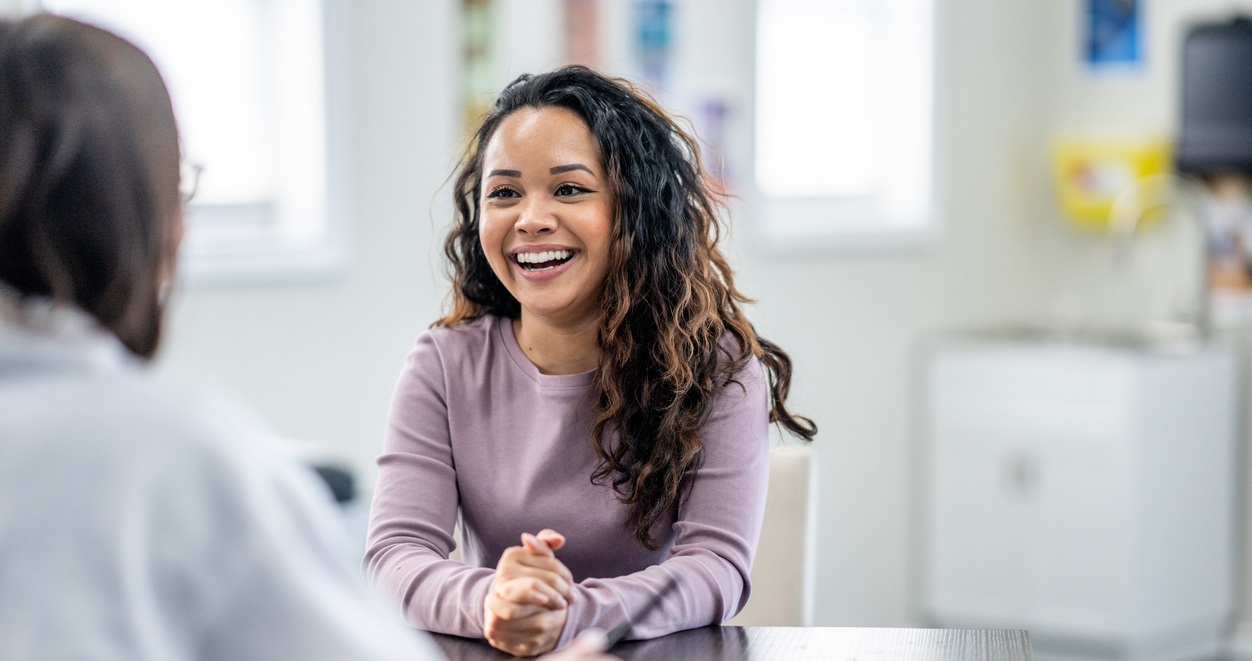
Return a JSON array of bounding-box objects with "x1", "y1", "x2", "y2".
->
[
  {"x1": 40, "y1": 0, "x2": 343, "y2": 283},
  {"x1": 754, "y1": 0, "x2": 936, "y2": 246}
]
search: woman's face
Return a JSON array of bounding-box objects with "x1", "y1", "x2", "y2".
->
[{"x1": 479, "y1": 105, "x2": 614, "y2": 329}]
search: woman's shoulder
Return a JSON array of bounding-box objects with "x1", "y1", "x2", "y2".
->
[
  {"x1": 714, "y1": 330, "x2": 766, "y2": 398},
  {"x1": 421, "y1": 314, "x2": 497, "y2": 346},
  {"x1": 410, "y1": 314, "x2": 507, "y2": 370},
  {"x1": 715, "y1": 330, "x2": 760, "y2": 370}
]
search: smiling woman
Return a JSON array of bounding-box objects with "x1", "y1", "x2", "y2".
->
[{"x1": 365, "y1": 66, "x2": 817, "y2": 657}]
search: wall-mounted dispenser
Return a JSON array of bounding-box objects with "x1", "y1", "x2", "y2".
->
[{"x1": 1177, "y1": 16, "x2": 1252, "y2": 174}]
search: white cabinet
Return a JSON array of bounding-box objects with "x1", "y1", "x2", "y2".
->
[{"x1": 919, "y1": 338, "x2": 1239, "y2": 661}]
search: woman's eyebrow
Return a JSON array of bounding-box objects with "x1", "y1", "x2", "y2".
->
[
  {"x1": 550, "y1": 163, "x2": 594, "y2": 175},
  {"x1": 486, "y1": 169, "x2": 521, "y2": 178}
]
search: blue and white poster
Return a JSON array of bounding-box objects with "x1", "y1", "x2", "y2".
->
[{"x1": 1083, "y1": 0, "x2": 1142, "y2": 72}]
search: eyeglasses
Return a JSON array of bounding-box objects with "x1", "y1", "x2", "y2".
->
[{"x1": 179, "y1": 161, "x2": 203, "y2": 206}]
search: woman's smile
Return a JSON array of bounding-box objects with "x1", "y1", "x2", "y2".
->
[{"x1": 510, "y1": 245, "x2": 579, "y2": 278}]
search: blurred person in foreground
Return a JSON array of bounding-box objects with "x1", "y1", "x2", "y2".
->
[{"x1": 0, "y1": 13, "x2": 610, "y2": 661}]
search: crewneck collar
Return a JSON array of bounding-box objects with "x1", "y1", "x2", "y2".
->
[
  {"x1": 495, "y1": 315, "x2": 596, "y2": 389},
  {"x1": 0, "y1": 283, "x2": 132, "y2": 374}
]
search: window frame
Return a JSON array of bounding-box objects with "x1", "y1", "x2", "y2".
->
[
  {"x1": 35, "y1": 0, "x2": 351, "y2": 286},
  {"x1": 748, "y1": 0, "x2": 941, "y2": 253}
]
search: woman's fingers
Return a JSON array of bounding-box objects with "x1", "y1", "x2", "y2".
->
[
  {"x1": 486, "y1": 535, "x2": 576, "y2": 656},
  {"x1": 496, "y1": 563, "x2": 573, "y2": 599},
  {"x1": 523, "y1": 529, "x2": 567, "y2": 554},
  {"x1": 522, "y1": 533, "x2": 554, "y2": 556},
  {"x1": 500, "y1": 545, "x2": 568, "y2": 572},
  {"x1": 485, "y1": 595, "x2": 569, "y2": 657},
  {"x1": 535, "y1": 528, "x2": 566, "y2": 552},
  {"x1": 498, "y1": 546, "x2": 576, "y2": 592},
  {"x1": 486, "y1": 589, "x2": 548, "y2": 621},
  {"x1": 495, "y1": 576, "x2": 568, "y2": 610}
]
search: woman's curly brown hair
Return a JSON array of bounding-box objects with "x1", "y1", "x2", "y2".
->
[{"x1": 438, "y1": 66, "x2": 816, "y2": 549}]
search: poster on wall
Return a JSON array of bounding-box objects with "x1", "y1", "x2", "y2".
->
[
  {"x1": 1082, "y1": 0, "x2": 1142, "y2": 73},
  {"x1": 632, "y1": 0, "x2": 673, "y2": 96}
]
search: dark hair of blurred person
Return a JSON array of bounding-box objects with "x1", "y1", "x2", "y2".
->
[{"x1": 0, "y1": 12, "x2": 181, "y2": 359}]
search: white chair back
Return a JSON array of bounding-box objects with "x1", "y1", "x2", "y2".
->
[{"x1": 725, "y1": 444, "x2": 817, "y2": 627}]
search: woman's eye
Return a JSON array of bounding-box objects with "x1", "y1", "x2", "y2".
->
[
  {"x1": 555, "y1": 184, "x2": 591, "y2": 196},
  {"x1": 486, "y1": 187, "x2": 519, "y2": 199}
]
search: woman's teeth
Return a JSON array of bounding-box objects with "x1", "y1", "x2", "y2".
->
[{"x1": 515, "y1": 250, "x2": 574, "y2": 270}]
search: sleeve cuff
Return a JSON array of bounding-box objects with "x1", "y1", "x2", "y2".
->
[{"x1": 553, "y1": 593, "x2": 584, "y2": 650}]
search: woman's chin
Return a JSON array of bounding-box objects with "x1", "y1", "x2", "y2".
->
[{"x1": 518, "y1": 301, "x2": 599, "y2": 328}]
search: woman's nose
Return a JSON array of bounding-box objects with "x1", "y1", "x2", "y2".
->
[{"x1": 514, "y1": 199, "x2": 557, "y2": 235}]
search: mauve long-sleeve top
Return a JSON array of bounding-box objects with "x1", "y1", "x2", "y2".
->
[{"x1": 364, "y1": 314, "x2": 770, "y2": 649}]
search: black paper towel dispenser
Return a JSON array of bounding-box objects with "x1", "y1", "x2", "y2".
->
[{"x1": 1177, "y1": 16, "x2": 1252, "y2": 174}]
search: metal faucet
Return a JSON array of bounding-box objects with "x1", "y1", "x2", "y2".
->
[{"x1": 1107, "y1": 172, "x2": 1210, "y2": 341}]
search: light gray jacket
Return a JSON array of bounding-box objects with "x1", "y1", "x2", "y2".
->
[{"x1": 0, "y1": 293, "x2": 439, "y2": 661}]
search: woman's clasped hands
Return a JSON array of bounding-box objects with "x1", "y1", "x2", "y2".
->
[{"x1": 484, "y1": 529, "x2": 578, "y2": 657}]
